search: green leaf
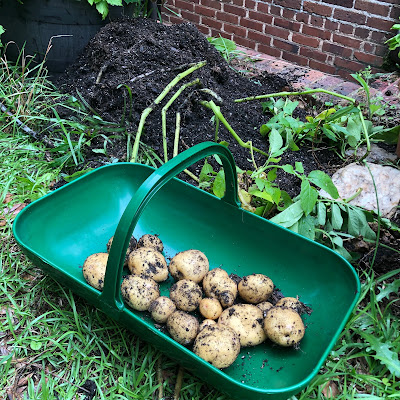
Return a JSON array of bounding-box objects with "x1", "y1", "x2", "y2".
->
[
  {"x1": 260, "y1": 124, "x2": 270, "y2": 137},
  {"x1": 250, "y1": 190, "x2": 274, "y2": 203},
  {"x1": 295, "y1": 162, "x2": 304, "y2": 173},
  {"x1": 281, "y1": 164, "x2": 294, "y2": 174},
  {"x1": 270, "y1": 201, "x2": 304, "y2": 228},
  {"x1": 95, "y1": 0, "x2": 109, "y2": 18},
  {"x1": 326, "y1": 105, "x2": 358, "y2": 122},
  {"x1": 377, "y1": 279, "x2": 400, "y2": 302},
  {"x1": 267, "y1": 167, "x2": 277, "y2": 182},
  {"x1": 362, "y1": 333, "x2": 400, "y2": 377},
  {"x1": 308, "y1": 170, "x2": 339, "y2": 199},
  {"x1": 199, "y1": 160, "x2": 215, "y2": 183},
  {"x1": 30, "y1": 340, "x2": 42, "y2": 350},
  {"x1": 213, "y1": 170, "x2": 225, "y2": 198},
  {"x1": 300, "y1": 179, "x2": 318, "y2": 215},
  {"x1": 107, "y1": 0, "x2": 123, "y2": 5},
  {"x1": 331, "y1": 203, "x2": 343, "y2": 230},
  {"x1": 348, "y1": 207, "x2": 376, "y2": 240},
  {"x1": 269, "y1": 129, "x2": 283, "y2": 155},
  {"x1": 255, "y1": 178, "x2": 265, "y2": 191},
  {"x1": 317, "y1": 201, "x2": 326, "y2": 226},
  {"x1": 346, "y1": 116, "x2": 362, "y2": 147},
  {"x1": 283, "y1": 100, "x2": 299, "y2": 115},
  {"x1": 298, "y1": 215, "x2": 316, "y2": 240}
]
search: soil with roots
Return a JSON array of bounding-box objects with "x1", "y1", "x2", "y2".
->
[{"x1": 56, "y1": 17, "x2": 399, "y2": 284}]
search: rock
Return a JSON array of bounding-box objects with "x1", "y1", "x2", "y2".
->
[
  {"x1": 320, "y1": 162, "x2": 400, "y2": 218},
  {"x1": 345, "y1": 144, "x2": 397, "y2": 163}
]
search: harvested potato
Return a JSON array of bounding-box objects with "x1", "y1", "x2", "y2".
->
[
  {"x1": 238, "y1": 274, "x2": 274, "y2": 304},
  {"x1": 169, "y1": 249, "x2": 209, "y2": 283},
  {"x1": 276, "y1": 297, "x2": 303, "y2": 314},
  {"x1": 128, "y1": 247, "x2": 168, "y2": 282},
  {"x1": 202, "y1": 268, "x2": 238, "y2": 308},
  {"x1": 170, "y1": 279, "x2": 202, "y2": 312},
  {"x1": 149, "y1": 296, "x2": 176, "y2": 324},
  {"x1": 219, "y1": 303, "x2": 266, "y2": 347},
  {"x1": 193, "y1": 324, "x2": 240, "y2": 369},
  {"x1": 263, "y1": 307, "x2": 305, "y2": 347},
  {"x1": 199, "y1": 298, "x2": 223, "y2": 320},
  {"x1": 83, "y1": 253, "x2": 108, "y2": 290},
  {"x1": 257, "y1": 301, "x2": 274, "y2": 317},
  {"x1": 121, "y1": 275, "x2": 160, "y2": 311},
  {"x1": 167, "y1": 311, "x2": 199, "y2": 346},
  {"x1": 137, "y1": 234, "x2": 163, "y2": 253},
  {"x1": 199, "y1": 319, "x2": 217, "y2": 331},
  {"x1": 107, "y1": 235, "x2": 137, "y2": 266}
]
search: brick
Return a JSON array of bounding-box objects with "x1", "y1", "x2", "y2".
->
[
  {"x1": 213, "y1": 31, "x2": 231, "y2": 40},
  {"x1": 354, "y1": 51, "x2": 385, "y2": 67},
  {"x1": 175, "y1": 0, "x2": 194, "y2": 12},
  {"x1": 309, "y1": 59, "x2": 337, "y2": 75},
  {"x1": 273, "y1": 0, "x2": 301, "y2": 10},
  {"x1": 169, "y1": 15, "x2": 185, "y2": 25},
  {"x1": 202, "y1": 16, "x2": 223, "y2": 30},
  {"x1": 339, "y1": 23, "x2": 354, "y2": 35},
  {"x1": 282, "y1": 9, "x2": 296, "y2": 19},
  {"x1": 274, "y1": 17, "x2": 301, "y2": 32},
  {"x1": 194, "y1": 4, "x2": 216, "y2": 18},
  {"x1": 282, "y1": 51, "x2": 309, "y2": 66},
  {"x1": 200, "y1": 0, "x2": 222, "y2": 10},
  {"x1": 336, "y1": 68, "x2": 355, "y2": 81},
  {"x1": 371, "y1": 30, "x2": 389, "y2": 43},
  {"x1": 197, "y1": 24, "x2": 211, "y2": 35},
  {"x1": 310, "y1": 15, "x2": 324, "y2": 28},
  {"x1": 249, "y1": 10, "x2": 273, "y2": 24},
  {"x1": 334, "y1": 57, "x2": 365, "y2": 72},
  {"x1": 223, "y1": 3, "x2": 247, "y2": 17},
  {"x1": 322, "y1": 42, "x2": 353, "y2": 58},
  {"x1": 299, "y1": 46, "x2": 328, "y2": 62},
  {"x1": 367, "y1": 17, "x2": 396, "y2": 31},
  {"x1": 354, "y1": 27, "x2": 370, "y2": 39},
  {"x1": 333, "y1": 33, "x2": 362, "y2": 48},
  {"x1": 264, "y1": 24, "x2": 290, "y2": 40},
  {"x1": 245, "y1": 0, "x2": 256, "y2": 9},
  {"x1": 303, "y1": 2, "x2": 332, "y2": 17},
  {"x1": 321, "y1": 0, "x2": 353, "y2": 8},
  {"x1": 273, "y1": 38, "x2": 299, "y2": 53},
  {"x1": 223, "y1": 23, "x2": 247, "y2": 37},
  {"x1": 235, "y1": 36, "x2": 257, "y2": 49},
  {"x1": 248, "y1": 30, "x2": 273, "y2": 45},
  {"x1": 375, "y1": 44, "x2": 389, "y2": 56},
  {"x1": 240, "y1": 18, "x2": 264, "y2": 32},
  {"x1": 391, "y1": 6, "x2": 400, "y2": 19},
  {"x1": 302, "y1": 25, "x2": 331, "y2": 40},
  {"x1": 257, "y1": 44, "x2": 282, "y2": 58},
  {"x1": 292, "y1": 33, "x2": 320, "y2": 48},
  {"x1": 216, "y1": 11, "x2": 239, "y2": 24},
  {"x1": 270, "y1": 5, "x2": 282, "y2": 16},
  {"x1": 181, "y1": 10, "x2": 200, "y2": 23},
  {"x1": 325, "y1": 20, "x2": 339, "y2": 31},
  {"x1": 230, "y1": 0, "x2": 244, "y2": 5},
  {"x1": 363, "y1": 42, "x2": 375, "y2": 53},
  {"x1": 257, "y1": 2, "x2": 270, "y2": 13},
  {"x1": 333, "y1": 9, "x2": 367, "y2": 24},
  {"x1": 296, "y1": 13, "x2": 310, "y2": 23},
  {"x1": 355, "y1": 0, "x2": 391, "y2": 17}
]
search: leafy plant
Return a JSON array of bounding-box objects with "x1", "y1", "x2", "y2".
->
[
  {"x1": 207, "y1": 36, "x2": 245, "y2": 63},
  {"x1": 385, "y1": 18, "x2": 400, "y2": 62},
  {"x1": 0, "y1": 25, "x2": 4, "y2": 48}
]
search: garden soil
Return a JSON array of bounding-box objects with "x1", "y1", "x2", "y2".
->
[{"x1": 56, "y1": 18, "x2": 399, "y2": 282}]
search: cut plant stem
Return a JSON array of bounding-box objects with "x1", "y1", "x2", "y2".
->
[
  {"x1": 201, "y1": 100, "x2": 268, "y2": 157},
  {"x1": 162, "y1": 78, "x2": 200, "y2": 163},
  {"x1": 173, "y1": 366, "x2": 184, "y2": 400},
  {"x1": 234, "y1": 89, "x2": 356, "y2": 104},
  {"x1": 173, "y1": 112, "x2": 181, "y2": 158},
  {"x1": 130, "y1": 60, "x2": 206, "y2": 162}
]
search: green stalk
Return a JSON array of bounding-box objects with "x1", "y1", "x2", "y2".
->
[
  {"x1": 161, "y1": 79, "x2": 200, "y2": 163},
  {"x1": 234, "y1": 89, "x2": 356, "y2": 104},
  {"x1": 173, "y1": 112, "x2": 181, "y2": 158},
  {"x1": 130, "y1": 60, "x2": 206, "y2": 162},
  {"x1": 201, "y1": 100, "x2": 268, "y2": 157},
  {"x1": 358, "y1": 109, "x2": 371, "y2": 161}
]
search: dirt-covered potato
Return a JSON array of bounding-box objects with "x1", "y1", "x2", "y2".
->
[
  {"x1": 121, "y1": 275, "x2": 160, "y2": 311},
  {"x1": 137, "y1": 234, "x2": 163, "y2": 253},
  {"x1": 168, "y1": 249, "x2": 209, "y2": 283},
  {"x1": 193, "y1": 324, "x2": 240, "y2": 369},
  {"x1": 257, "y1": 301, "x2": 274, "y2": 317},
  {"x1": 166, "y1": 311, "x2": 199, "y2": 346},
  {"x1": 127, "y1": 247, "x2": 168, "y2": 282},
  {"x1": 170, "y1": 279, "x2": 203, "y2": 312},
  {"x1": 263, "y1": 307, "x2": 305, "y2": 347},
  {"x1": 219, "y1": 304, "x2": 266, "y2": 347},
  {"x1": 82, "y1": 253, "x2": 108, "y2": 290},
  {"x1": 238, "y1": 274, "x2": 274, "y2": 304},
  {"x1": 202, "y1": 268, "x2": 238, "y2": 308},
  {"x1": 107, "y1": 235, "x2": 137, "y2": 266},
  {"x1": 199, "y1": 319, "x2": 217, "y2": 331},
  {"x1": 148, "y1": 296, "x2": 176, "y2": 324},
  {"x1": 276, "y1": 297, "x2": 303, "y2": 314},
  {"x1": 199, "y1": 298, "x2": 223, "y2": 320}
]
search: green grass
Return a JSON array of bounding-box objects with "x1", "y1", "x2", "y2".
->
[{"x1": 1, "y1": 56, "x2": 399, "y2": 400}]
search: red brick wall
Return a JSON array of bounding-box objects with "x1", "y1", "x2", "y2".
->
[{"x1": 161, "y1": 0, "x2": 400, "y2": 80}]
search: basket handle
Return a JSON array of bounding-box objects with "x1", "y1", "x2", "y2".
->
[{"x1": 100, "y1": 142, "x2": 240, "y2": 311}]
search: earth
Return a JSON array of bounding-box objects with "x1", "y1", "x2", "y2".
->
[{"x1": 55, "y1": 17, "x2": 399, "y2": 301}]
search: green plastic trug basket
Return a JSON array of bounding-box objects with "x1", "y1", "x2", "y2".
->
[{"x1": 13, "y1": 142, "x2": 360, "y2": 400}]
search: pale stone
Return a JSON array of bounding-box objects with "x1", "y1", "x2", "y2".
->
[
  {"x1": 345, "y1": 144, "x2": 397, "y2": 163},
  {"x1": 320, "y1": 162, "x2": 400, "y2": 218}
]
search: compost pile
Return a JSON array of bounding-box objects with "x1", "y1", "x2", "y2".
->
[{"x1": 57, "y1": 17, "x2": 339, "y2": 192}]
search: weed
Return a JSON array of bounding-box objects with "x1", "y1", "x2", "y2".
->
[{"x1": 207, "y1": 36, "x2": 245, "y2": 63}]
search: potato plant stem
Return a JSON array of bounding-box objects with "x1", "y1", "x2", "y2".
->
[
  {"x1": 234, "y1": 89, "x2": 356, "y2": 104},
  {"x1": 130, "y1": 60, "x2": 206, "y2": 162},
  {"x1": 173, "y1": 112, "x2": 181, "y2": 158},
  {"x1": 201, "y1": 100, "x2": 268, "y2": 157},
  {"x1": 162, "y1": 78, "x2": 200, "y2": 163},
  {"x1": 357, "y1": 109, "x2": 371, "y2": 161}
]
